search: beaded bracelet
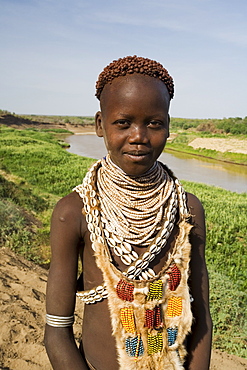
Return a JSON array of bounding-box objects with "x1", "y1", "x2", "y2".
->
[{"x1": 46, "y1": 314, "x2": 74, "y2": 327}]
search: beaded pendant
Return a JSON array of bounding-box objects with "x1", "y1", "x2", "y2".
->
[
  {"x1": 167, "y1": 264, "x2": 181, "y2": 291},
  {"x1": 120, "y1": 307, "x2": 136, "y2": 334},
  {"x1": 147, "y1": 332, "x2": 163, "y2": 355},
  {"x1": 167, "y1": 327, "x2": 178, "y2": 346},
  {"x1": 167, "y1": 297, "x2": 183, "y2": 317},
  {"x1": 125, "y1": 334, "x2": 144, "y2": 358}
]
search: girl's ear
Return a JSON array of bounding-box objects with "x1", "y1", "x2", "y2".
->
[
  {"x1": 95, "y1": 111, "x2": 103, "y2": 137},
  {"x1": 167, "y1": 114, "x2": 170, "y2": 138}
]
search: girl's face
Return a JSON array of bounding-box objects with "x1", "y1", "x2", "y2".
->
[{"x1": 95, "y1": 73, "x2": 170, "y2": 177}]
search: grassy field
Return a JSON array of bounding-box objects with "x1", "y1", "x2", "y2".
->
[{"x1": 0, "y1": 125, "x2": 246, "y2": 357}]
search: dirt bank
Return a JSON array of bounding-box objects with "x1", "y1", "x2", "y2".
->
[
  {"x1": 0, "y1": 247, "x2": 247, "y2": 369},
  {"x1": 189, "y1": 137, "x2": 247, "y2": 155}
]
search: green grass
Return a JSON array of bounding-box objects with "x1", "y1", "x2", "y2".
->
[
  {"x1": 18, "y1": 113, "x2": 95, "y2": 126},
  {"x1": 208, "y1": 266, "x2": 246, "y2": 357},
  {"x1": 0, "y1": 125, "x2": 246, "y2": 357},
  {"x1": 0, "y1": 127, "x2": 95, "y2": 196},
  {"x1": 170, "y1": 116, "x2": 247, "y2": 135},
  {"x1": 182, "y1": 181, "x2": 247, "y2": 291}
]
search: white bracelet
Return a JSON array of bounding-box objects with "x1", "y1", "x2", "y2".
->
[{"x1": 46, "y1": 314, "x2": 74, "y2": 327}]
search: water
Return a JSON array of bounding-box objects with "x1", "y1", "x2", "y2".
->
[{"x1": 65, "y1": 134, "x2": 247, "y2": 193}]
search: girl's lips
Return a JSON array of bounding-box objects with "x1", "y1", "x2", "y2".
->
[{"x1": 124, "y1": 152, "x2": 150, "y2": 161}]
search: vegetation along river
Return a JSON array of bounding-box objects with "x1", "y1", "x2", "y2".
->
[{"x1": 65, "y1": 134, "x2": 247, "y2": 194}]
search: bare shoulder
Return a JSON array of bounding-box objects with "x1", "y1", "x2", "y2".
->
[
  {"x1": 51, "y1": 191, "x2": 87, "y2": 244},
  {"x1": 186, "y1": 192, "x2": 205, "y2": 230},
  {"x1": 53, "y1": 191, "x2": 84, "y2": 218},
  {"x1": 186, "y1": 192, "x2": 204, "y2": 214}
]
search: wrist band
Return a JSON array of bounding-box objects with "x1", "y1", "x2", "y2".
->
[{"x1": 46, "y1": 314, "x2": 74, "y2": 327}]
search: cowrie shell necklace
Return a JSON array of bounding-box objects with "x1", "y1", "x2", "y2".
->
[{"x1": 74, "y1": 156, "x2": 188, "y2": 304}]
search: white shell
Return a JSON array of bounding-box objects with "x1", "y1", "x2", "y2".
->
[
  {"x1": 104, "y1": 229, "x2": 110, "y2": 238},
  {"x1": 161, "y1": 229, "x2": 168, "y2": 239},
  {"x1": 92, "y1": 208, "x2": 99, "y2": 217},
  {"x1": 141, "y1": 271, "x2": 149, "y2": 280},
  {"x1": 87, "y1": 223, "x2": 94, "y2": 233},
  {"x1": 143, "y1": 251, "x2": 151, "y2": 261},
  {"x1": 128, "y1": 274, "x2": 135, "y2": 279},
  {"x1": 132, "y1": 250, "x2": 139, "y2": 259},
  {"x1": 122, "y1": 242, "x2": 132, "y2": 252},
  {"x1": 90, "y1": 198, "x2": 97, "y2": 207},
  {"x1": 114, "y1": 246, "x2": 124, "y2": 256},
  {"x1": 141, "y1": 261, "x2": 149, "y2": 270},
  {"x1": 89, "y1": 289, "x2": 96, "y2": 296},
  {"x1": 90, "y1": 233, "x2": 97, "y2": 242},
  {"x1": 166, "y1": 210, "x2": 171, "y2": 219},
  {"x1": 102, "y1": 291, "x2": 108, "y2": 298},
  {"x1": 82, "y1": 188, "x2": 87, "y2": 196},
  {"x1": 129, "y1": 253, "x2": 137, "y2": 262},
  {"x1": 120, "y1": 254, "x2": 132, "y2": 265},
  {"x1": 150, "y1": 244, "x2": 158, "y2": 253},
  {"x1": 163, "y1": 220, "x2": 170, "y2": 229},
  {"x1": 86, "y1": 214, "x2": 93, "y2": 223},
  {"x1": 167, "y1": 223, "x2": 173, "y2": 232},
  {"x1": 108, "y1": 238, "x2": 116, "y2": 247},
  {"x1": 77, "y1": 292, "x2": 84, "y2": 297},
  {"x1": 91, "y1": 242, "x2": 97, "y2": 251},
  {"x1": 156, "y1": 236, "x2": 162, "y2": 245},
  {"x1": 147, "y1": 268, "x2": 156, "y2": 277},
  {"x1": 96, "y1": 285, "x2": 104, "y2": 293},
  {"x1": 121, "y1": 243, "x2": 132, "y2": 254},
  {"x1": 148, "y1": 253, "x2": 156, "y2": 262},
  {"x1": 156, "y1": 246, "x2": 162, "y2": 254},
  {"x1": 127, "y1": 266, "x2": 136, "y2": 275},
  {"x1": 90, "y1": 190, "x2": 96, "y2": 197},
  {"x1": 134, "y1": 260, "x2": 143, "y2": 268},
  {"x1": 95, "y1": 227, "x2": 102, "y2": 236},
  {"x1": 95, "y1": 294, "x2": 102, "y2": 301},
  {"x1": 133, "y1": 267, "x2": 142, "y2": 277},
  {"x1": 93, "y1": 217, "x2": 99, "y2": 226}
]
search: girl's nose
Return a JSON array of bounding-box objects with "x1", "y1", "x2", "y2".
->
[{"x1": 128, "y1": 124, "x2": 149, "y2": 144}]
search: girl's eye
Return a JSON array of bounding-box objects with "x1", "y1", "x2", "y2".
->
[
  {"x1": 148, "y1": 120, "x2": 163, "y2": 127},
  {"x1": 114, "y1": 120, "x2": 130, "y2": 127}
]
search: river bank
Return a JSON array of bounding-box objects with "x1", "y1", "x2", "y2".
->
[
  {"x1": 67, "y1": 125, "x2": 247, "y2": 167},
  {"x1": 1, "y1": 113, "x2": 247, "y2": 164}
]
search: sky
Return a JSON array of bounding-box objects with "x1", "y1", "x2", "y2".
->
[{"x1": 0, "y1": 0, "x2": 247, "y2": 119}]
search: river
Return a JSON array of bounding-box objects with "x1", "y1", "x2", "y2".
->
[{"x1": 65, "y1": 134, "x2": 247, "y2": 193}]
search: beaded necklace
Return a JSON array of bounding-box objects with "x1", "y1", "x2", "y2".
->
[{"x1": 75, "y1": 155, "x2": 188, "y2": 304}]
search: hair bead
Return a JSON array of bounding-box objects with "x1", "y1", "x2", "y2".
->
[{"x1": 95, "y1": 55, "x2": 174, "y2": 100}]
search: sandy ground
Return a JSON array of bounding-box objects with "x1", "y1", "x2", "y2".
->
[
  {"x1": 1, "y1": 247, "x2": 247, "y2": 370},
  {"x1": 189, "y1": 137, "x2": 247, "y2": 155}
]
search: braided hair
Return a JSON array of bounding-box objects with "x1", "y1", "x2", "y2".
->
[{"x1": 95, "y1": 55, "x2": 174, "y2": 100}]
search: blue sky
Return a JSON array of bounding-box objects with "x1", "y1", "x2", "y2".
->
[{"x1": 1, "y1": 0, "x2": 246, "y2": 118}]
